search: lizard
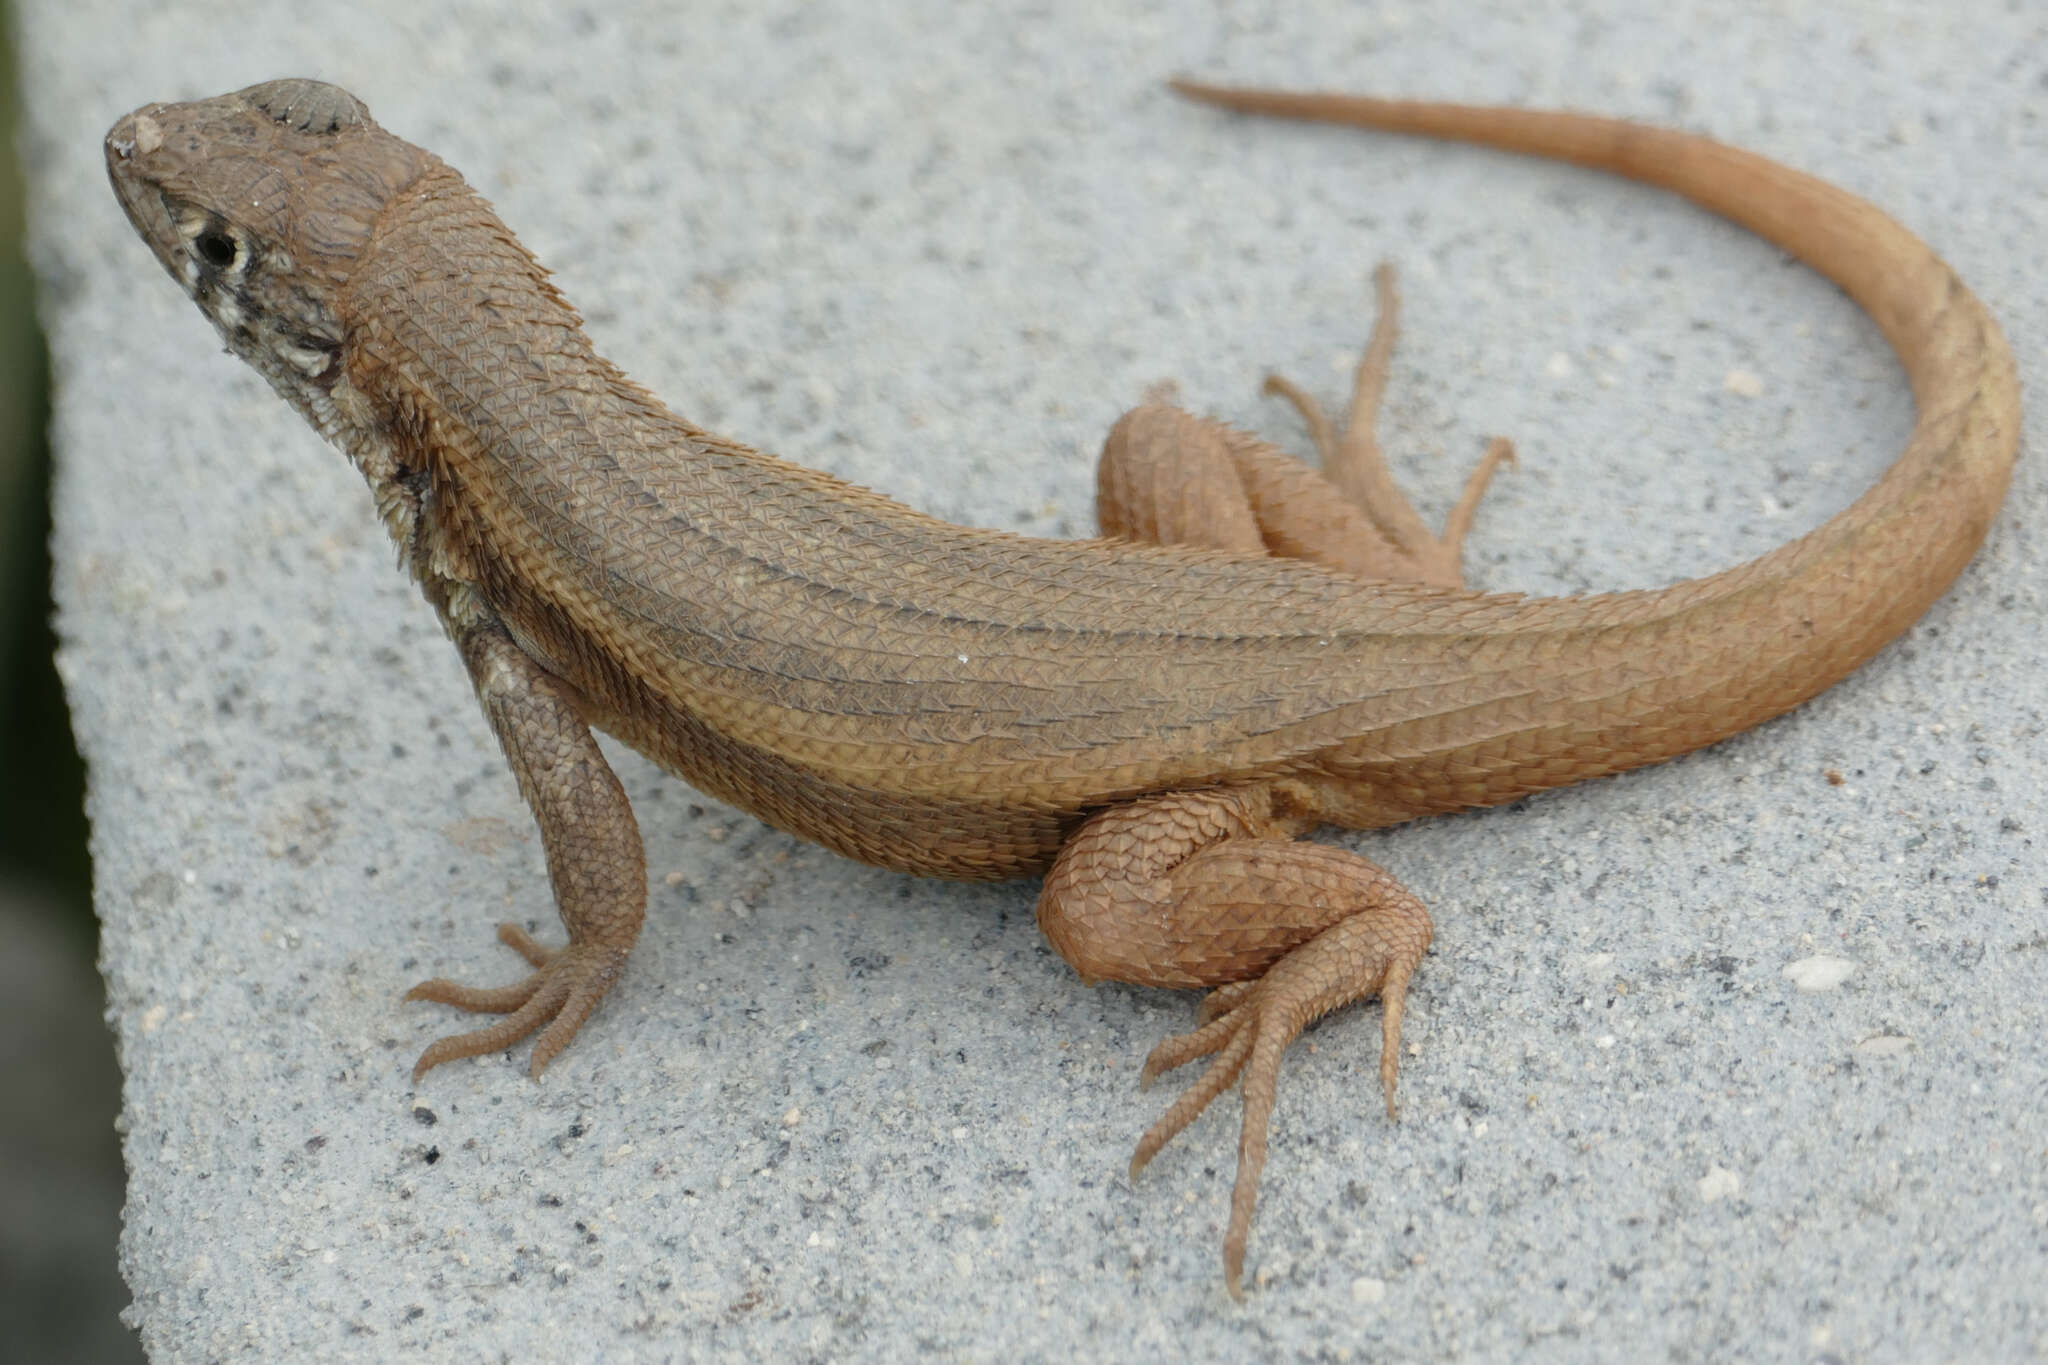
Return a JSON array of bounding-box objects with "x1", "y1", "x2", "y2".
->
[{"x1": 103, "y1": 75, "x2": 2020, "y2": 1298}]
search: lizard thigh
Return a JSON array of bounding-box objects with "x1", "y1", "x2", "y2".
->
[{"x1": 1035, "y1": 784, "x2": 1427, "y2": 990}]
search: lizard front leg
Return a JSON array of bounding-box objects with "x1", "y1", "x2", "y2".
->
[{"x1": 404, "y1": 610, "x2": 646, "y2": 1080}]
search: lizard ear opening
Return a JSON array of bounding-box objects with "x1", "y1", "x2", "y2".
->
[{"x1": 240, "y1": 79, "x2": 370, "y2": 135}]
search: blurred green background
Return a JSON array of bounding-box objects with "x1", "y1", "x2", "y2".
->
[{"x1": 0, "y1": 7, "x2": 142, "y2": 1362}]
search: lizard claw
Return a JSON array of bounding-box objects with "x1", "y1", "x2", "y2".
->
[{"x1": 405, "y1": 922, "x2": 630, "y2": 1081}]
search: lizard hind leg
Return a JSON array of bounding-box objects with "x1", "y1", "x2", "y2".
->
[
  {"x1": 1097, "y1": 261, "x2": 1511, "y2": 588},
  {"x1": 1037, "y1": 786, "x2": 1433, "y2": 1297}
]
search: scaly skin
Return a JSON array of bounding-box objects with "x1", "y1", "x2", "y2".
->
[{"x1": 105, "y1": 77, "x2": 2020, "y2": 1297}]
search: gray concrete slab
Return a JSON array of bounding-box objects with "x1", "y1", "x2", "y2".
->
[{"x1": 24, "y1": 0, "x2": 2048, "y2": 1359}]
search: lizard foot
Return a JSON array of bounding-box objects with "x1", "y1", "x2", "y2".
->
[
  {"x1": 1128, "y1": 910, "x2": 1425, "y2": 1299},
  {"x1": 1262, "y1": 261, "x2": 1514, "y2": 588},
  {"x1": 405, "y1": 922, "x2": 630, "y2": 1081},
  {"x1": 1094, "y1": 262, "x2": 1511, "y2": 588}
]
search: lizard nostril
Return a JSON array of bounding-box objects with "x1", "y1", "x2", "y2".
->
[{"x1": 118, "y1": 111, "x2": 164, "y2": 158}]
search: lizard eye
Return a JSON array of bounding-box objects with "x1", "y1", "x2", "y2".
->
[{"x1": 193, "y1": 227, "x2": 240, "y2": 269}]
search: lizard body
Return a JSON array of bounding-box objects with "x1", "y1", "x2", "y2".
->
[{"x1": 105, "y1": 77, "x2": 2020, "y2": 1296}]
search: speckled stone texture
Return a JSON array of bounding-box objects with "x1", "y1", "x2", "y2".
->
[{"x1": 24, "y1": 1, "x2": 2048, "y2": 1359}]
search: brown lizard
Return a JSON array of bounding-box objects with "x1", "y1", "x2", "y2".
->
[{"x1": 104, "y1": 76, "x2": 2020, "y2": 1297}]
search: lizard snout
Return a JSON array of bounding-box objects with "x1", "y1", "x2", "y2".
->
[{"x1": 104, "y1": 109, "x2": 164, "y2": 166}]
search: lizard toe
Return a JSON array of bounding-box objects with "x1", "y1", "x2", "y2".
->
[
  {"x1": 406, "y1": 933, "x2": 630, "y2": 1081},
  {"x1": 1125, "y1": 911, "x2": 1427, "y2": 1298}
]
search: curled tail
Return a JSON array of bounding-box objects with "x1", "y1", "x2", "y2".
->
[{"x1": 1173, "y1": 79, "x2": 2022, "y2": 791}]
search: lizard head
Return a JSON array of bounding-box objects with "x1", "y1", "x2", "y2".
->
[{"x1": 105, "y1": 79, "x2": 432, "y2": 418}]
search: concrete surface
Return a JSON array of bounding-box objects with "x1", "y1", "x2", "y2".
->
[{"x1": 23, "y1": 1, "x2": 2048, "y2": 1360}]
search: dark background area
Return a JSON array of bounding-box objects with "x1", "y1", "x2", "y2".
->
[{"x1": 0, "y1": 9, "x2": 144, "y2": 1362}]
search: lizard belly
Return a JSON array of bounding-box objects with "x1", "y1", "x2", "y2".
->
[
  {"x1": 494, "y1": 581, "x2": 1075, "y2": 879},
  {"x1": 586, "y1": 681, "x2": 1074, "y2": 881}
]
